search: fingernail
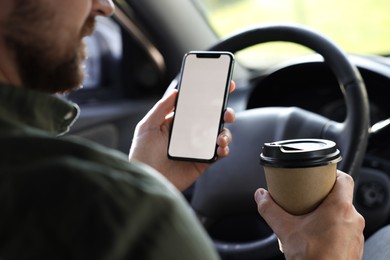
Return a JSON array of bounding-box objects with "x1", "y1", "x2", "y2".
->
[{"x1": 255, "y1": 189, "x2": 265, "y2": 203}]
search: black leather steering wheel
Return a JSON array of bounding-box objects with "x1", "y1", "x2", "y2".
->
[{"x1": 185, "y1": 24, "x2": 370, "y2": 259}]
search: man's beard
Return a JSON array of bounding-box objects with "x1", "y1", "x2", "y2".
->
[{"x1": 5, "y1": 3, "x2": 95, "y2": 94}]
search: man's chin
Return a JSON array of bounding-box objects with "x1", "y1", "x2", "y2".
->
[
  {"x1": 54, "y1": 74, "x2": 85, "y2": 94},
  {"x1": 61, "y1": 83, "x2": 84, "y2": 94},
  {"x1": 24, "y1": 67, "x2": 85, "y2": 94},
  {"x1": 39, "y1": 49, "x2": 87, "y2": 94}
]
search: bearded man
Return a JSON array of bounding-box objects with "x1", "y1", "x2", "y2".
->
[
  {"x1": 0, "y1": 1, "x2": 366, "y2": 260},
  {"x1": 0, "y1": 1, "x2": 235, "y2": 259}
]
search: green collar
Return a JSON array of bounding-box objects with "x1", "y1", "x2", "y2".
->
[{"x1": 0, "y1": 83, "x2": 79, "y2": 136}]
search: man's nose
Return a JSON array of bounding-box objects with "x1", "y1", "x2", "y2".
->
[{"x1": 92, "y1": 0, "x2": 115, "y2": 17}]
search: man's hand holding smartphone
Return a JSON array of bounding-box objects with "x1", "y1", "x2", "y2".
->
[{"x1": 129, "y1": 51, "x2": 236, "y2": 191}]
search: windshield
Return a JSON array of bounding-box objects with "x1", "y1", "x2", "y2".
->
[{"x1": 196, "y1": 0, "x2": 390, "y2": 68}]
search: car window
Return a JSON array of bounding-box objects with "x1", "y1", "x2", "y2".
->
[
  {"x1": 83, "y1": 17, "x2": 122, "y2": 90},
  {"x1": 195, "y1": 0, "x2": 390, "y2": 69}
]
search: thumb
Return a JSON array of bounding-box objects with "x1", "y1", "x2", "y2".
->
[
  {"x1": 254, "y1": 189, "x2": 293, "y2": 235},
  {"x1": 141, "y1": 89, "x2": 177, "y2": 127}
]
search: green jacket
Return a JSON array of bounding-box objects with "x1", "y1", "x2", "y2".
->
[{"x1": 0, "y1": 83, "x2": 219, "y2": 260}]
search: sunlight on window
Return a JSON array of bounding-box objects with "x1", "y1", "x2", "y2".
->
[{"x1": 196, "y1": 0, "x2": 390, "y2": 68}]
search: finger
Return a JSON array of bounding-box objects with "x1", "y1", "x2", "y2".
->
[
  {"x1": 254, "y1": 188, "x2": 294, "y2": 235},
  {"x1": 217, "y1": 145, "x2": 230, "y2": 158},
  {"x1": 323, "y1": 170, "x2": 355, "y2": 205},
  {"x1": 229, "y1": 80, "x2": 236, "y2": 93},
  {"x1": 141, "y1": 89, "x2": 178, "y2": 127},
  {"x1": 224, "y1": 107, "x2": 235, "y2": 123},
  {"x1": 217, "y1": 128, "x2": 232, "y2": 147}
]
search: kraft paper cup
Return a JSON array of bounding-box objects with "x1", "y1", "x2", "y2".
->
[
  {"x1": 263, "y1": 164, "x2": 338, "y2": 215},
  {"x1": 259, "y1": 139, "x2": 342, "y2": 252}
]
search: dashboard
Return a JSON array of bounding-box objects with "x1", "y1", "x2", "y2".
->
[{"x1": 247, "y1": 55, "x2": 390, "y2": 125}]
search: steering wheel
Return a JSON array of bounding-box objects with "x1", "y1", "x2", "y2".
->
[{"x1": 171, "y1": 24, "x2": 369, "y2": 260}]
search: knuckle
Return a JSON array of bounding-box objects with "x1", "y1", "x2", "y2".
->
[
  {"x1": 356, "y1": 210, "x2": 366, "y2": 231},
  {"x1": 256, "y1": 197, "x2": 271, "y2": 217}
]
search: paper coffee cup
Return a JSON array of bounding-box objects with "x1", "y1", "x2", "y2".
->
[{"x1": 260, "y1": 139, "x2": 342, "y2": 216}]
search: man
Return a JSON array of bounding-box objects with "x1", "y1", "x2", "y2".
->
[{"x1": 0, "y1": 0, "x2": 364, "y2": 259}]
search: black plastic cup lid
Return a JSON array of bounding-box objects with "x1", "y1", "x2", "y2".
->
[{"x1": 260, "y1": 139, "x2": 342, "y2": 168}]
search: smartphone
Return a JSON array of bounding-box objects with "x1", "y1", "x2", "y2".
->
[{"x1": 168, "y1": 51, "x2": 235, "y2": 162}]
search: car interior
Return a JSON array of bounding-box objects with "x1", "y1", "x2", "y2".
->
[{"x1": 66, "y1": 0, "x2": 390, "y2": 259}]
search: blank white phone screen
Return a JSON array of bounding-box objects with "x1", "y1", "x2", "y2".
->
[{"x1": 168, "y1": 53, "x2": 233, "y2": 161}]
